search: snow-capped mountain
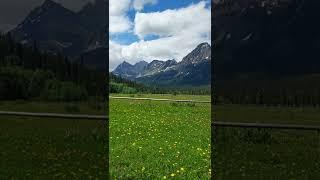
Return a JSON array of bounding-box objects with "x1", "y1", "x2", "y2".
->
[
  {"x1": 213, "y1": 0, "x2": 320, "y2": 79},
  {"x1": 112, "y1": 42, "x2": 211, "y2": 86},
  {"x1": 113, "y1": 61, "x2": 148, "y2": 79},
  {"x1": 11, "y1": 0, "x2": 106, "y2": 56}
]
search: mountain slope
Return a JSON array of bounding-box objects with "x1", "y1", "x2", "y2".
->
[
  {"x1": 11, "y1": 0, "x2": 107, "y2": 56},
  {"x1": 79, "y1": 47, "x2": 108, "y2": 71},
  {"x1": 113, "y1": 61, "x2": 148, "y2": 79},
  {"x1": 79, "y1": 0, "x2": 107, "y2": 32},
  {"x1": 11, "y1": 0, "x2": 89, "y2": 55},
  {"x1": 113, "y1": 42, "x2": 211, "y2": 86},
  {"x1": 78, "y1": 0, "x2": 107, "y2": 49},
  {"x1": 213, "y1": 0, "x2": 320, "y2": 80}
]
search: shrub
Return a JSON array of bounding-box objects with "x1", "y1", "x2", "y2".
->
[
  {"x1": 60, "y1": 82, "x2": 88, "y2": 101},
  {"x1": 0, "y1": 67, "x2": 31, "y2": 100},
  {"x1": 42, "y1": 79, "x2": 87, "y2": 102}
]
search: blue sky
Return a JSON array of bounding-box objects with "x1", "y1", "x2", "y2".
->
[
  {"x1": 111, "y1": 0, "x2": 209, "y2": 45},
  {"x1": 109, "y1": 0, "x2": 211, "y2": 70}
]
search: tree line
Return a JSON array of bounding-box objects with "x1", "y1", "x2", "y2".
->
[
  {"x1": 214, "y1": 75, "x2": 320, "y2": 107},
  {"x1": 110, "y1": 73, "x2": 211, "y2": 95},
  {"x1": 0, "y1": 32, "x2": 106, "y2": 102}
]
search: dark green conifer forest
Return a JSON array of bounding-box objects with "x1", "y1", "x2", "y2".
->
[{"x1": 0, "y1": 32, "x2": 106, "y2": 102}]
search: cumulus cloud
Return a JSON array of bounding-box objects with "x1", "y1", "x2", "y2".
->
[
  {"x1": 109, "y1": 32, "x2": 210, "y2": 70},
  {"x1": 133, "y1": 0, "x2": 157, "y2": 11},
  {"x1": 134, "y1": 1, "x2": 210, "y2": 39},
  {"x1": 109, "y1": 1, "x2": 211, "y2": 71},
  {"x1": 109, "y1": 0, "x2": 132, "y2": 34},
  {"x1": 110, "y1": 15, "x2": 132, "y2": 34},
  {"x1": 109, "y1": 0, "x2": 131, "y2": 16},
  {"x1": 109, "y1": 40, "x2": 124, "y2": 71}
]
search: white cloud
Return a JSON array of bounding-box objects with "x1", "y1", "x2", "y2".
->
[
  {"x1": 133, "y1": 0, "x2": 157, "y2": 11},
  {"x1": 109, "y1": 1, "x2": 211, "y2": 71},
  {"x1": 109, "y1": 32, "x2": 210, "y2": 70},
  {"x1": 134, "y1": 1, "x2": 210, "y2": 39},
  {"x1": 109, "y1": 15, "x2": 132, "y2": 34},
  {"x1": 109, "y1": 40, "x2": 124, "y2": 71},
  {"x1": 109, "y1": 0, "x2": 131, "y2": 16},
  {"x1": 109, "y1": 0, "x2": 132, "y2": 34}
]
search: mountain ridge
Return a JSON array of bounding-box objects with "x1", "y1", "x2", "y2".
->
[
  {"x1": 11, "y1": 0, "x2": 106, "y2": 56},
  {"x1": 213, "y1": 0, "x2": 320, "y2": 80},
  {"x1": 112, "y1": 42, "x2": 211, "y2": 86}
]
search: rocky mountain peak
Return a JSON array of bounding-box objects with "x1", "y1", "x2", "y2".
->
[
  {"x1": 181, "y1": 42, "x2": 211, "y2": 65},
  {"x1": 135, "y1": 60, "x2": 148, "y2": 66},
  {"x1": 120, "y1": 61, "x2": 133, "y2": 67},
  {"x1": 42, "y1": 0, "x2": 59, "y2": 7},
  {"x1": 198, "y1": 42, "x2": 210, "y2": 48},
  {"x1": 22, "y1": 0, "x2": 70, "y2": 23},
  {"x1": 164, "y1": 59, "x2": 177, "y2": 66},
  {"x1": 112, "y1": 43, "x2": 211, "y2": 85},
  {"x1": 37, "y1": 0, "x2": 71, "y2": 14},
  {"x1": 148, "y1": 60, "x2": 164, "y2": 67},
  {"x1": 134, "y1": 61, "x2": 148, "y2": 69},
  {"x1": 112, "y1": 42, "x2": 212, "y2": 86},
  {"x1": 11, "y1": 0, "x2": 107, "y2": 56}
]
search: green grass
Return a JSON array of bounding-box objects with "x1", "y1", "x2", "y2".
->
[
  {"x1": 109, "y1": 94, "x2": 211, "y2": 179},
  {"x1": 214, "y1": 104, "x2": 320, "y2": 179},
  {"x1": 0, "y1": 101, "x2": 107, "y2": 179},
  {"x1": 110, "y1": 93, "x2": 211, "y2": 101}
]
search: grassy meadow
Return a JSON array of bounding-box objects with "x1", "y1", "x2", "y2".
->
[
  {"x1": 109, "y1": 94, "x2": 211, "y2": 179},
  {"x1": 0, "y1": 101, "x2": 107, "y2": 179},
  {"x1": 214, "y1": 105, "x2": 320, "y2": 179}
]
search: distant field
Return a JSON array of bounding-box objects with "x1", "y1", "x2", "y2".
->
[
  {"x1": 0, "y1": 101, "x2": 107, "y2": 179},
  {"x1": 214, "y1": 105, "x2": 320, "y2": 179},
  {"x1": 110, "y1": 94, "x2": 211, "y2": 179},
  {"x1": 110, "y1": 93, "x2": 211, "y2": 101}
]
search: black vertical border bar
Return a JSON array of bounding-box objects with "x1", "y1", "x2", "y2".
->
[
  {"x1": 211, "y1": 0, "x2": 215, "y2": 179},
  {"x1": 105, "y1": 0, "x2": 110, "y2": 178}
]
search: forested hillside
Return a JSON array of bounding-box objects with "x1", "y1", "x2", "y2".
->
[
  {"x1": 0, "y1": 32, "x2": 106, "y2": 101},
  {"x1": 110, "y1": 73, "x2": 162, "y2": 94},
  {"x1": 110, "y1": 73, "x2": 211, "y2": 95},
  {"x1": 213, "y1": 0, "x2": 320, "y2": 106}
]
